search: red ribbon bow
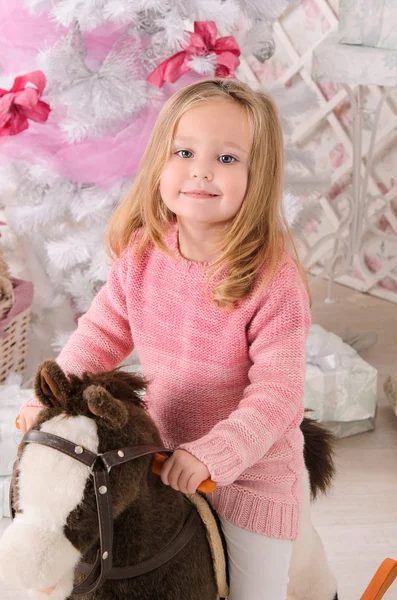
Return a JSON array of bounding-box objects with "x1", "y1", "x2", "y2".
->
[
  {"x1": 0, "y1": 71, "x2": 51, "y2": 137},
  {"x1": 147, "y1": 21, "x2": 241, "y2": 87}
]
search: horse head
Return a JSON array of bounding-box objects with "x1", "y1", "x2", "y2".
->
[{"x1": 0, "y1": 360, "x2": 162, "y2": 599}]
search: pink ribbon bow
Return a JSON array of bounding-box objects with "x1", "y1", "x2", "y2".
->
[
  {"x1": 0, "y1": 70, "x2": 51, "y2": 137},
  {"x1": 147, "y1": 21, "x2": 241, "y2": 87}
]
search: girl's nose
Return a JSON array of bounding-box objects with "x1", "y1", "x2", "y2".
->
[{"x1": 190, "y1": 163, "x2": 213, "y2": 181}]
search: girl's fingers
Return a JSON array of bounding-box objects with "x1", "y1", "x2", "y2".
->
[
  {"x1": 176, "y1": 471, "x2": 193, "y2": 494},
  {"x1": 160, "y1": 457, "x2": 172, "y2": 485},
  {"x1": 161, "y1": 456, "x2": 181, "y2": 488},
  {"x1": 159, "y1": 451, "x2": 205, "y2": 493},
  {"x1": 186, "y1": 474, "x2": 199, "y2": 495},
  {"x1": 168, "y1": 464, "x2": 184, "y2": 490}
]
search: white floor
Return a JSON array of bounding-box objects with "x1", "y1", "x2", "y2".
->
[
  {"x1": 1, "y1": 278, "x2": 397, "y2": 599},
  {"x1": 309, "y1": 279, "x2": 397, "y2": 600}
]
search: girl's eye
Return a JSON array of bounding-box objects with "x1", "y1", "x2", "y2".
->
[
  {"x1": 174, "y1": 151, "x2": 236, "y2": 163},
  {"x1": 176, "y1": 150, "x2": 193, "y2": 159},
  {"x1": 219, "y1": 155, "x2": 236, "y2": 164}
]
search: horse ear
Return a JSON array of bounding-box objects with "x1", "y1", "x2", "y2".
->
[
  {"x1": 84, "y1": 385, "x2": 128, "y2": 429},
  {"x1": 34, "y1": 360, "x2": 70, "y2": 408}
]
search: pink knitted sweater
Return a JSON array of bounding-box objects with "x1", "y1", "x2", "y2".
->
[{"x1": 24, "y1": 223, "x2": 311, "y2": 540}]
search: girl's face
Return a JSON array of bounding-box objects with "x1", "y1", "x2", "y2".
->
[{"x1": 159, "y1": 99, "x2": 251, "y2": 227}]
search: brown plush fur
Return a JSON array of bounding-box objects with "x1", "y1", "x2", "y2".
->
[
  {"x1": 83, "y1": 385, "x2": 129, "y2": 428},
  {"x1": 13, "y1": 361, "x2": 336, "y2": 600},
  {"x1": 301, "y1": 414, "x2": 336, "y2": 500}
]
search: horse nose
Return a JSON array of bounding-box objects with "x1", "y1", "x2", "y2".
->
[{"x1": 0, "y1": 519, "x2": 81, "y2": 590}]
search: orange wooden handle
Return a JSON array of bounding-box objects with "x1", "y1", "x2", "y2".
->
[
  {"x1": 152, "y1": 453, "x2": 216, "y2": 494},
  {"x1": 360, "y1": 559, "x2": 397, "y2": 600}
]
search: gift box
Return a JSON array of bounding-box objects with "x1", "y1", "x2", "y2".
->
[
  {"x1": 304, "y1": 325, "x2": 378, "y2": 438},
  {"x1": 339, "y1": 0, "x2": 397, "y2": 50},
  {"x1": 0, "y1": 476, "x2": 12, "y2": 519},
  {"x1": 312, "y1": 31, "x2": 397, "y2": 87}
]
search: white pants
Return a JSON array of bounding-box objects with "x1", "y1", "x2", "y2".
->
[{"x1": 219, "y1": 516, "x2": 292, "y2": 600}]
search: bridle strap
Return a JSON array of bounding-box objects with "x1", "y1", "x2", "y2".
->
[
  {"x1": 22, "y1": 430, "x2": 97, "y2": 468},
  {"x1": 19, "y1": 430, "x2": 200, "y2": 595},
  {"x1": 22, "y1": 430, "x2": 174, "y2": 471},
  {"x1": 100, "y1": 445, "x2": 172, "y2": 470},
  {"x1": 72, "y1": 469, "x2": 114, "y2": 595},
  {"x1": 77, "y1": 509, "x2": 201, "y2": 580}
]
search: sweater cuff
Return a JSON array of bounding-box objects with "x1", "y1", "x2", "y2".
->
[
  {"x1": 178, "y1": 435, "x2": 244, "y2": 486},
  {"x1": 19, "y1": 396, "x2": 43, "y2": 412},
  {"x1": 56, "y1": 356, "x2": 87, "y2": 378}
]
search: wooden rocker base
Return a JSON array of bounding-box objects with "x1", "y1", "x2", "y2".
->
[{"x1": 360, "y1": 559, "x2": 397, "y2": 600}]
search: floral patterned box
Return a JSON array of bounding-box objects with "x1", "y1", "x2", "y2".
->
[
  {"x1": 304, "y1": 325, "x2": 378, "y2": 439},
  {"x1": 339, "y1": 0, "x2": 397, "y2": 50}
]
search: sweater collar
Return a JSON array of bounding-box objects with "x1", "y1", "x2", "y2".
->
[{"x1": 165, "y1": 222, "x2": 216, "y2": 273}]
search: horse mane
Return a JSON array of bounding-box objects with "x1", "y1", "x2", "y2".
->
[{"x1": 68, "y1": 368, "x2": 148, "y2": 412}]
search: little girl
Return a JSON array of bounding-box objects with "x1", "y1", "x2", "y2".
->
[{"x1": 19, "y1": 77, "x2": 311, "y2": 599}]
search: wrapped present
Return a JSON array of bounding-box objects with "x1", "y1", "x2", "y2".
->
[
  {"x1": 339, "y1": 0, "x2": 397, "y2": 50},
  {"x1": 0, "y1": 373, "x2": 28, "y2": 477},
  {"x1": 0, "y1": 476, "x2": 11, "y2": 519},
  {"x1": 304, "y1": 325, "x2": 378, "y2": 438},
  {"x1": 312, "y1": 31, "x2": 397, "y2": 86}
]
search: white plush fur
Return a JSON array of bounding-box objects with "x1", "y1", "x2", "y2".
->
[
  {"x1": 0, "y1": 414, "x2": 99, "y2": 595},
  {"x1": 27, "y1": 569, "x2": 75, "y2": 600},
  {"x1": 287, "y1": 467, "x2": 337, "y2": 600},
  {"x1": 0, "y1": 521, "x2": 80, "y2": 590},
  {"x1": 17, "y1": 414, "x2": 99, "y2": 529}
]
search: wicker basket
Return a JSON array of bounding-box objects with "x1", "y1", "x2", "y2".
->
[{"x1": 0, "y1": 278, "x2": 34, "y2": 385}]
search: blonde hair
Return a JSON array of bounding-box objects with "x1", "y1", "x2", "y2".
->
[{"x1": 106, "y1": 77, "x2": 308, "y2": 308}]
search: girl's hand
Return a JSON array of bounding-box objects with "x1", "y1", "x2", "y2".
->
[
  {"x1": 160, "y1": 449, "x2": 210, "y2": 494},
  {"x1": 18, "y1": 406, "x2": 43, "y2": 434}
]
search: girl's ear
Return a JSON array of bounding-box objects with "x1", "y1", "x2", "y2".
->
[
  {"x1": 34, "y1": 360, "x2": 71, "y2": 408},
  {"x1": 83, "y1": 385, "x2": 128, "y2": 429}
]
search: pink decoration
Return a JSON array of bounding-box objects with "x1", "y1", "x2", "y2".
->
[
  {"x1": 0, "y1": 0, "x2": 129, "y2": 73},
  {"x1": 147, "y1": 21, "x2": 241, "y2": 87},
  {"x1": 318, "y1": 81, "x2": 337, "y2": 100},
  {"x1": 377, "y1": 181, "x2": 389, "y2": 195},
  {"x1": 302, "y1": 0, "x2": 321, "y2": 19},
  {"x1": 0, "y1": 0, "x2": 64, "y2": 74},
  {"x1": 0, "y1": 71, "x2": 51, "y2": 137},
  {"x1": 329, "y1": 142, "x2": 347, "y2": 168}
]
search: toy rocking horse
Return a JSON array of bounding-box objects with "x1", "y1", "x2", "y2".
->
[{"x1": 0, "y1": 361, "x2": 338, "y2": 599}]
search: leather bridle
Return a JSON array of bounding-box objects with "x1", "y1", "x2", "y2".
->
[{"x1": 16, "y1": 430, "x2": 201, "y2": 595}]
